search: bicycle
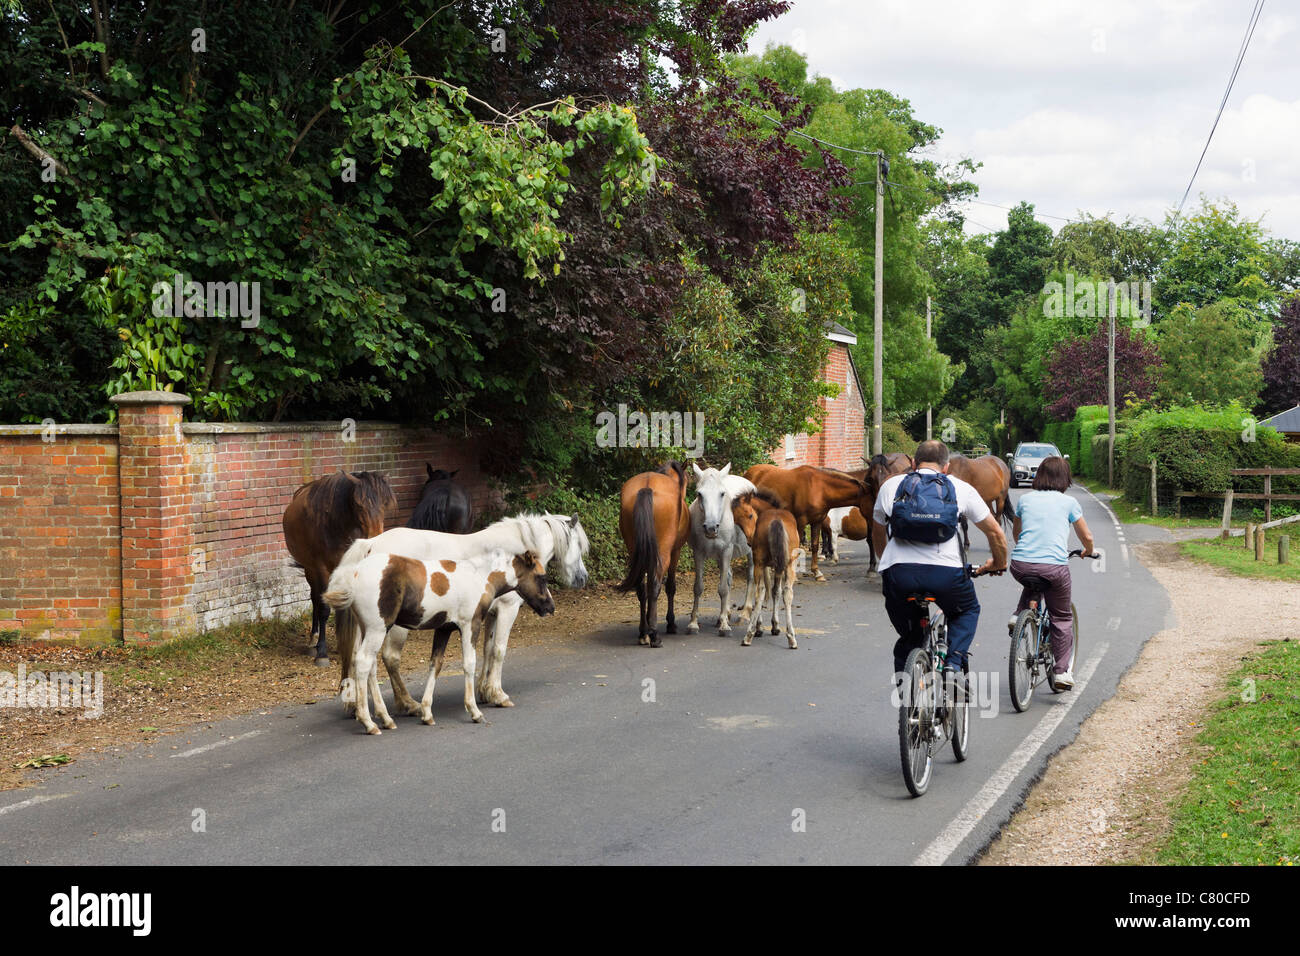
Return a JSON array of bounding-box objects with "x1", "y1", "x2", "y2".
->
[
  {"x1": 1007, "y1": 549, "x2": 1099, "y2": 712},
  {"x1": 897, "y1": 565, "x2": 992, "y2": 797}
]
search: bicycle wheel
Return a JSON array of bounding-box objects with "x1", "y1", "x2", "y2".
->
[
  {"x1": 898, "y1": 647, "x2": 934, "y2": 797},
  {"x1": 1008, "y1": 610, "x2": 1037, "y2": 713},
  {"x1": 950, "y1": 667, "x2": 970, "y2": 762}
]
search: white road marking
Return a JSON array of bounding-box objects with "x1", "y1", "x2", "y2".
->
[
  {"x1": 0, "y1": 793, "x2": 69, "y2": 816},
  {"x1": 913, "y1": 641, "x2": 1110, "y2": 867},
  {"x1": 1075, "y1": 483, "x2": 1129, "y2": 564},
  {"x1": 170, "y1": 730, "x2": 262, "y2": 759}
]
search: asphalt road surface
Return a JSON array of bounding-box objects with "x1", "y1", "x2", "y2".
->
[{"x1": 1, "y1": 485, "x2": 1173, "y2": 865}]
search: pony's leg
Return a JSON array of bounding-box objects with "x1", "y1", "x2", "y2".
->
[
  {"x1": 634, "y1": 580, "x2": 650, "y2": 647},
  {"x1": 716, "y1": 547, "x2": 732, "y2": 634},
  {"x1": 740, "y1": 548, "x2": 757, "y2": 619},
  {"x1": 768, "y1": 567, "x2": 781, "y2": 634},
  {"x1": 380, "y1": 627, "x2": 419, "y2": 716},
  {"x1": 783, "y1": 561, "x2": 799, "y2": 649},
  {"x1": 369, "y1": 659, "x2": 396, "y2": 731},
  {"x1": 664, "y1": 549, "x2": 680, "y2": 635},
  {"x1": 687, "y1": 555, "x2": 704, "y2": 634},
  {"x1": 459, "y1": 621, "x2": 485, "y2": 723},
  {"x1": 479, "y1": 597, "x2": 520, "y2": 707},
  {"x1": 418, "y1": 627, "x2": 454, "y2": 725},
  {"x1": 647, "y1": 574, "x2": 662, "y2": 648},
  {"x1": 352, "y1": 630, "x2": 384, "y2": 735},
  {"x1": 743, "y1": 567, "x2": 766, "y2": 646},
  {"x1": 809, "y1": 523, "x2": 825, "y2": 581}
]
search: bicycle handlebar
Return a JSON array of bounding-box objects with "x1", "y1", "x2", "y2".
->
[{"x1": 1068, "y1": 549, "x2": 1100, "y2": 560}]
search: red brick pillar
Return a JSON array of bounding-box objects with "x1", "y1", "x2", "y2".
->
[{"x1": 111, "y1": 391, "x2": 195, "y2": 644}]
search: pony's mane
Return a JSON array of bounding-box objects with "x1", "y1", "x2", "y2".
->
[
  {"x1": 749, "y1": 487, "x2": 784, "y2": 508},
  {"x1": 299, "y1": 471, "x2": 395, "y2": 525}
]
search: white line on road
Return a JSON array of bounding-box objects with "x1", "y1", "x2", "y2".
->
[
  {"x1": 1076, "y1": 483, "x2": 1129, "y2": 564},
  {"x1": 170, "y1": 730, "x2": 262, "y2": 759},
  {"x1": 0, "y1": 793, "x2": 70, "y2": 816},
  {"x1": 913, "y1": 641, "x2": 1110, "y2": 866}
]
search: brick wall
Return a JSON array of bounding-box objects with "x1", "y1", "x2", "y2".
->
[
  {"x1": 0, "y1": 393, "x2": 490, "y2": 644},
  {"x1": 0, "y1": 426, "x2": 121, "y2": 642},
  {"x1": 765, "y1": 342, "x2": 867, "y2": 471}
]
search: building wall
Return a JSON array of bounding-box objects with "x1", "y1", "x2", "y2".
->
[
  {"x1": 765, "y1": 342, "x2": 867, "y2": 471},
  {"x1": 0, "y1": 399, "x2": 490, "y2": 644}
]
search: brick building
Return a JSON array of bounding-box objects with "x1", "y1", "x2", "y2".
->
[{"x1": 767, "y1": 323, "x2": 868, "y2": 471}]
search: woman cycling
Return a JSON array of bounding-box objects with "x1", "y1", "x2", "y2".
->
[{"x1": 1008, "y1": 455, "x2": 1095, "y2": 689}]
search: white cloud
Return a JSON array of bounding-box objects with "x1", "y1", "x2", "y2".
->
[{"x1": 748, "y1": 0, "x2": 1300, "y2": 238}]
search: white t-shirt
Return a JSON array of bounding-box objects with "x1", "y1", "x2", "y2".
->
[{"x1": 873, "y1": 468, "x2": 991, "y2": 572}]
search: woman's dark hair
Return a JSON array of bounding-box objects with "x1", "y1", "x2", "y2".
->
[{"x1": 1032, "y1": 456, "x2": 1072, "y2": 493}]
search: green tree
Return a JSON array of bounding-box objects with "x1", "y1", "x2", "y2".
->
[
  {"x1": 1157, "y1": 198, "x2": 1278, "y2": 317},
  {"x1": 987, "y1": 201, "x2": 1053, "y2": 318},
  {"x1": 1156, "y1": 301, "x2": 1267, "y2": 409}
]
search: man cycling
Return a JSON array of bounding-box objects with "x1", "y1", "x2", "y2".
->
[{"x1": 874, "y1": 440, "x2": 1009, "y2": 681}]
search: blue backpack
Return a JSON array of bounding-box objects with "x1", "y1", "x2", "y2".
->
[{"x1": 887, "y1": 471, "x2": 960, "y2": 544}]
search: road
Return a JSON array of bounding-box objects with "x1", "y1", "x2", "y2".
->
[{"x1": 1, "y1": 486, "x2": 1173, "y2": 865}]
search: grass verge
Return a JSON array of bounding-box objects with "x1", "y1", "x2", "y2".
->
[
  {"x1": 1074, "y1": 477, "x2": 1222, "y2": 529},
  {"x1": 1154, "y1": 639, "x2": 1300, "y2": 865},
  {"x1": 1180, "y1": 535, "x2": 1300, "y2": 583}
]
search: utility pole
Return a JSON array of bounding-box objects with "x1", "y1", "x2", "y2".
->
[
  {"x1": 1108, "y1": 279, "x2": 1116, "y2": 487},
  {"x1": 925, "y1": 295, "x2": 932, "y2": 442},
  {"x1": 872, "y1": 151, "x2": 887, "y2": 457}
]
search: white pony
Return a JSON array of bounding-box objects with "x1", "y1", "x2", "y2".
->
[
  {"x1": 324, "y1": 549, "x2": 554, "y2": 734},
  {"x1": 333, "y1": 513, "x2": 589, "y2": 713},
  {"x1": 686, "y1": 464, "x2": 758, "y2": 635}
]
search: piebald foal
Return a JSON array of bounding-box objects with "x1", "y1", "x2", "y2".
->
[{"x1": 324, "y1": 550, "x2": 554, "y2": 735}]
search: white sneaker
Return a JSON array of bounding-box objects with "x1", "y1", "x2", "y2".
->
[{"x1": 1054, "y1": 669, "x2": 1075, "y2": 690}]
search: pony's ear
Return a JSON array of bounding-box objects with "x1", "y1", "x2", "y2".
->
[
  {"x1": 426, "y1": 463, "x2": 435, "y2": 480},
  {"x1": 693, "y1": 462, "x2": 706, "y2": 482},
  {"x1": 720, "y1": 462, "x2": 731, "y2": 477},
  {"x1": 343, "y1": 470, "x2": 360, "y2": 485}
]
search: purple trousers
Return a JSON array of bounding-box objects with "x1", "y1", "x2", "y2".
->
[{"x1": 1009, "y1": 559, "x2": 1074, "y2": 674}]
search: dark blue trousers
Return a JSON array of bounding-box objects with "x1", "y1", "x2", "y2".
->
[{"x1": 882, "y1": 563, "x2": 981, "y2": 674}]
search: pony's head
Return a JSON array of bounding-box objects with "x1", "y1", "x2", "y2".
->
[
  {"x1": 342, "y1": 470, "x2": 397, "y2": 537},
  {"x1": 692, "y1": 462, "x2": 737, "y2": 539},
  {"x1": 549, "y1": 513, "x2": 590, "y2": 589},
  {"x1": 511, "y1": 549, "x2": 555, "y2": 617},
  {"x1": 425, "y1": 464, "x2": 458, "y2": 483},
  {"x1": 731, "y1": 492, "x2": 759, "y2": 544}
]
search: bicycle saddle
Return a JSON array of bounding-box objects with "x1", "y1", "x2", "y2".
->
[{"x1": 1018, "y1": 575, "x2": 1052, "y2": 595}]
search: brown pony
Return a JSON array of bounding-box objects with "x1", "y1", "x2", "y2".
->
[
  {"x1": 732, "y1": 491, "x2": 802, "y2": 648},
  {"x1": 618, "y1": 461, "x2": 690, "y2": 647},
  {"x1": 282, "y1": 470, "x2": 397, "y2": 664},
  {"x1": 947, "y1": 454, "x2": 1013, "y2": 547},
  {"x1": 865, "y1": 453, "x2": 913, "y2": 574},
  {"x1": 743, "y1": 465, "x2": 872, "y2": 580}
]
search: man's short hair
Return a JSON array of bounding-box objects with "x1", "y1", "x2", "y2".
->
[{"x1": 913, "y1": 440, "x2": 950, "y2": 467}]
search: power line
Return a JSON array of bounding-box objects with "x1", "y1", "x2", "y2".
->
[
  {"x1": 1177, "y1": 0, "x2": 1265, "y2": 215},
  {"x1": 759, "y1": 114, "x2": 883, "y2": 158}
]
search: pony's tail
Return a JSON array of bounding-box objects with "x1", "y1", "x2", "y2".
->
[
  {"x1": 999, "y1": 487, "x2": 1014, "y2": 530},
  {"x1": 769, "y1": 519, "x2": 789, "y2": 576},
  {"x1": 336, "y1": 535, "x2": 372, "y2": 572},
  {"x1": 320, "y1": 564, "x2": 355, "y2": 611},
  {"x1": 617, "y1": 488, "x2": 661, "y2": 592}
]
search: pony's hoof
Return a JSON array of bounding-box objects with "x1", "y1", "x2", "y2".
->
[
  {"x1": 687, "y1": 622, "x2": 700, "y2": 634},
  {"x1": 639, "y1": 635, "x2": 650, "y2": 646},
  {"x1": 771, "y1": 625, "x2": 781, "y2": 635},
  {"x1": 741, "y1": 635, "x2": 754, "y2": 646},
  {"x1": 364, "y1": 726, "x2": 381, "y2": 736},
  {"x1": 788, "y1": 641, "x2": 798, "y2": 650},
  {"x1": 649, "y1": 634, "x2": 662, "y2": 648},
  {"x1": 665, "y1": 622, "x2": 677, "y2": 634},
  {"x1": 470, "y1": 712, "x2": 485, "y2": 724},
  {"x1": 495, "y1": 698, "x2": 515, "y2": 708},
  {"x1": 382, "y1": 718, "x2": 397, "y2": 730},
  {"x1": 421, "y1": 715, "x2": 435, "y2": 726},
  {"x1": 314, "y1": 656, "x2": 331, "y2": 668},
  {"x1": 718, "y1": 627, "x2": 731, "y2": 636}
]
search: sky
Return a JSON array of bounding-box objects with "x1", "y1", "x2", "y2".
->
[{"x1": 746, "y1": 0, "x2": 1300, "y2": 239}]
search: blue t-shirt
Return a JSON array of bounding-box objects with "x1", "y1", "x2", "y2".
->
[{"x1": 1012, "y1": 491, "x2": 1083, "y2": 565}]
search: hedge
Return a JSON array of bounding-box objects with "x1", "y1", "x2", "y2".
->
[
  {"x1": 1119, "y1": 404, "x2": 1299, "y2": 513},
  {"x1": 1042, "y1": 421, "x2": 1079, "y2": 465},
  {"x1": 1074, "y1": 405, "x2": 1109, "y2": 479}
]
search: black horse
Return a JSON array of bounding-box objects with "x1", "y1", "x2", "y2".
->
[{"x1": 408, "y1": 464, "x2": 475, "y2": 533}]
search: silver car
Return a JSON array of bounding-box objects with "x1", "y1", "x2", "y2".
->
[{"x1": 1006, "y1": 442, "x2": 1067, "y2": 488}]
